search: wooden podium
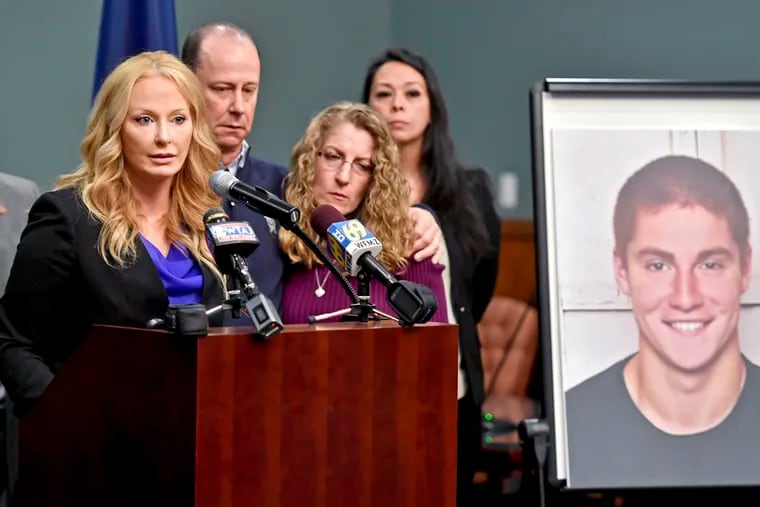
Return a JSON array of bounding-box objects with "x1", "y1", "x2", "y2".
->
[{"x1": 13, "y1": 321, "x2": 458, "y2": 507}]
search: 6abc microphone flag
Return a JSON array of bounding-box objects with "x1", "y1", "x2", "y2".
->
[
  {"x1": 326, "y1": 218, "x2": 382, "y2": 276},
  {"x1": 311, "y1": 205, "x2": 439, "y2": 326}
]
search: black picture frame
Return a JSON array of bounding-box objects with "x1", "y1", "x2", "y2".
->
[{"x1": 530, "y1": 78, "x2": 760, "y2": 490}]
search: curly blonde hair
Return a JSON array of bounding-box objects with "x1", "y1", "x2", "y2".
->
[
  {"x1": 279, "y1": 102, "x2": 413, "y2": 271},
  {"x1": 56, "y1": 51, "x2": 222, "y2": 280}
]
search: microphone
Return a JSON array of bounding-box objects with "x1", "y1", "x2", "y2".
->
[
  {"x1": 313, "y1": 208, "x2": 383, "y2": 278},
  {"x1": 209, "y1": 177, "x2": 361, "y2": 305},
  {"x1": 203, "y1": 207, "x2": 259, "y2": 277},
  {"x1": 204, "y1": 208, "x2": 283, "y2": 339},
  {"x1": 209, "y1": 170, "x2": 301, "y2": 230},
  {"x1": 309, "y1": 205, "x2": 439, "y2": 326}
]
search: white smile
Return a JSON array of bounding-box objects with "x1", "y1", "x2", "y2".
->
[{"x1": 668, "y1": 321, "x2": 706, "y2": 332}]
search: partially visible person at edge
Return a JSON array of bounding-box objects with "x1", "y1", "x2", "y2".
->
[
  {"x1": 0, "y1": 172, "x2": 39, "y2": 503},
  {"x1": 0, "y1": 174, "x2": 40, "y2": 295},
  {"x1": 362, "y1": 47, "x2": 501, "y2": 506},
  {"x1": 182, "y1": 23, "x2": 446, "y2": 320},
  {"x1": 279, "y1": 101, "x2": 450, "y2": 325},
  {"x1": 0, "y1": 50, "x2": 225, "y2": 418}
]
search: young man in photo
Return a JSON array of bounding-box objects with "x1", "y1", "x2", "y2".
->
[{"x1": 565, "y1": 155, "x2": 760, "y2": 489}]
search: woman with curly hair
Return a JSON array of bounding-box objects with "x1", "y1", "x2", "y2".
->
[
  {"x1": 0, "y1": 51, "x2": 225, "y2": 416},
  {"x1": 279, "y1": 102, "x2": 448, "y2": 324}
]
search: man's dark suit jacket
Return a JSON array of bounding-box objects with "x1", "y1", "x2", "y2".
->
[{"x1": 0, "y1": 187, "x2": 224, "y2": 415}]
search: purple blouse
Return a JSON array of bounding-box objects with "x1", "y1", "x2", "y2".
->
[
  {"x1": 281, "y1": 257, "x2": 449, "y2": 324},
  {"x1": 140, "y1": 235, "x2": 204, "y2": 305}
]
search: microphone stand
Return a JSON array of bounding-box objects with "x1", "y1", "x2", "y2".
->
[
  {"x1": 205, "y1": 297, "x2": 243, "y2": 322},
  {"x1": 225, "y1": 277, "x2": 242, "y2": 319},
  {"x1": 287, "y1": 223, "x2": 360, "y2": 305},
  {"x1": 307, "y1": 269, "x2": 397, "y2": 324},
  {"x1": 146, "y1": 300, "x2": 241, "y2": 336},
  {"x1": 518, "y1": 418, "x2": 550, "y2": 507}
]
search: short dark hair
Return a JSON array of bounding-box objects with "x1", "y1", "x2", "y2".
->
[
  {"x1": 181, "y1": 22, "x2": 253, "y2": 72},
  {"x1": 613, "y1": 155, "x2": 750, "y2": 261}
]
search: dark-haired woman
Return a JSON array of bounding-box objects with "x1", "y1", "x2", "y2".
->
[{"x1": 363, "y1": 48, "x2": 501, "y2": 505}]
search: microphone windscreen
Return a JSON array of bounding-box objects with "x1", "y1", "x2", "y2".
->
[
  {"x1": 310, "y1": 204, "x2": 346, "y2": 238},
  {"x1": 203, "y1": 207, "x2": 228, "y2": 224},
  {"x1": 209, "y1": 170, "x2": 237, "y2": 197}
]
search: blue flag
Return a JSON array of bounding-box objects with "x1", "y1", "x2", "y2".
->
[{"x1": 92, "y1": 0, "x2": 178, "y2": 100}]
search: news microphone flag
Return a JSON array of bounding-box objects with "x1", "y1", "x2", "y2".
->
[
  {"x1": 92, "y1": 0, "x2": 178, "y2": 100},
  {"x1": 326, "y1": 219, "x2": 382, "y2": 276},
  {"x1": 204, "y1": 207, "x2": 259, "y2": 276},
  {"x1": 206, "y1": 221, "x2": 259, "y2": 247}
]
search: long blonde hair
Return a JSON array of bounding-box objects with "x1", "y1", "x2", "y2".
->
[
  {"x1": 279, "y1": 102, "x2": 413, "y2": 271},
  {"x1": 57, "y1": 51, "x2": 222, "y2": 280}
]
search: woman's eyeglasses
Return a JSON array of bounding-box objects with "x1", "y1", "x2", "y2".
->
[{"x1": 317, "y1": 151, "x2": 374, "y2": 177}]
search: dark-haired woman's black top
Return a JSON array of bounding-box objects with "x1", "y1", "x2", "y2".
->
[{"x1": 438, "y1": 167, "x2": 501, "y2": 407}]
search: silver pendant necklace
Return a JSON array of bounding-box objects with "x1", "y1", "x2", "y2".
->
[{"x1": 314, "y1": 267, "x2": 330, "y2": 298}]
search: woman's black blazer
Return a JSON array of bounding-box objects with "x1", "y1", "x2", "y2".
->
[{"x1": 0, "y1": 187, "x2": 224, "y2": 414}]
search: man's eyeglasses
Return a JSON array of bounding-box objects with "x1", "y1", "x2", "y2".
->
[{"x1": 317, "y1": 151, "x2": 374, "y2": 177}]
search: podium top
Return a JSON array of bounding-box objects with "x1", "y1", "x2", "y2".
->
[{"x1": 209, "y1": 320, "x2": 457, "y2": 336}]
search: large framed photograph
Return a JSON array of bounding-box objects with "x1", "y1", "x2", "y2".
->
[{"x1": 531, "y1": 79, "x2": 760, "y2": 490}]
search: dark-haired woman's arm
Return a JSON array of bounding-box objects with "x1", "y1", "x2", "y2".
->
[{"x1": 408, "y1": 205, "x2": 444, "y2": 264}]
